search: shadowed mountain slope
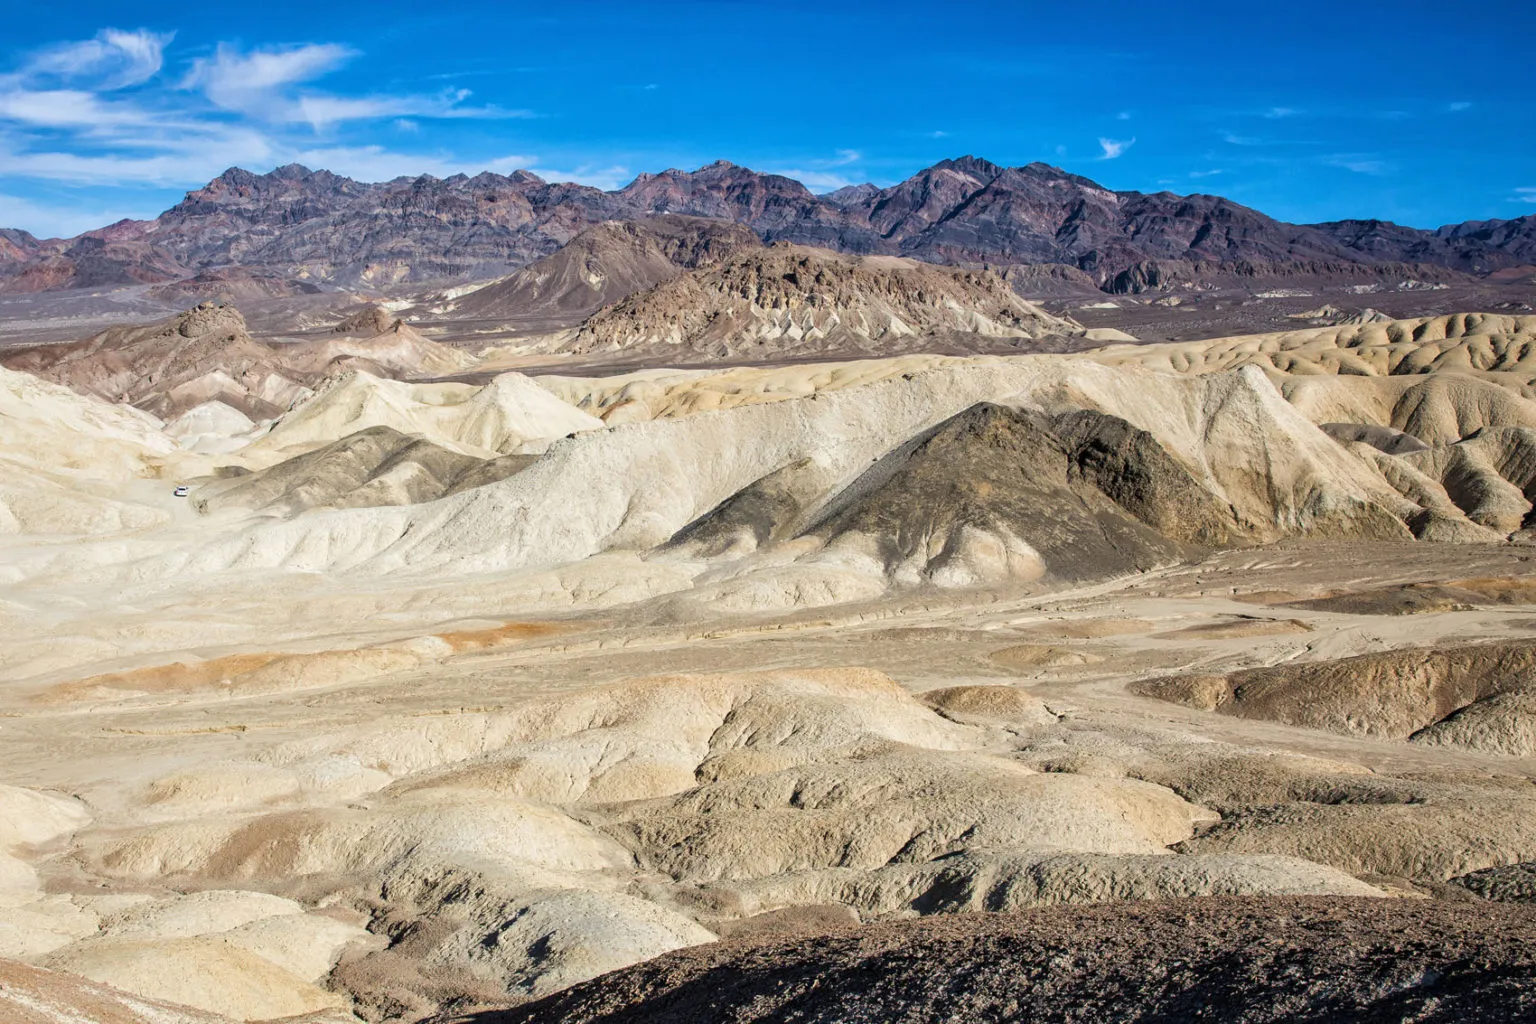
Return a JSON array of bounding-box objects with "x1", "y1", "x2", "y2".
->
[{"x1": 3, "y1": 158, "x2": 1532, "y2": 294}]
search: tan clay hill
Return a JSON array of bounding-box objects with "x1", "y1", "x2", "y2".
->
[
  {"x1": 1097, "y1": 311, "x2": 1536, "y2": 379},
  {"x1": 5, "y1": 311, "x2": 1536, "y2": 1021},
  {"x1": 562, "y1": 243, "x2": 1087, "y2": 359},
  {"x1": 0, "y1": 303, "x2": 310, "y2": 421},
  {"x1": 0, "y1": 302, "x2": 474, "y2": 424}
]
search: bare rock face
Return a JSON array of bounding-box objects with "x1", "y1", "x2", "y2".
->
[
  {"x1": 1314, "y1": 215, "x2": 1536, "y2": 274},
  {"x1": 0, "y1": 225, "x2": 186, "y2": 295},
  {"x1": 331, "y1": 304, "x2": 398, "y2": 336},
  {"x1": 565, "y1": 244, "x2": 1082, "y2": 359}
]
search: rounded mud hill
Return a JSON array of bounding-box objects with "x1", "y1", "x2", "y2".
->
[{"x1": 479, "y1": 896, "x2": 1536, "y2": 1024}]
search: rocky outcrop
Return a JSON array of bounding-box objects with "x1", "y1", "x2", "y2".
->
[
  {"x1": 1134, "y1": 639, "x2": 1536, "y2": 756},
  {"x1": 0, "y1": 303, "x2": 310, "y2": 420},
  {"x1": 449, "y1": 215, "x2": 762, "y2": 321},
  {"x1": 0, "y1": 302, "x2": 473, "y2": 420},
  {"x1": 193, "y1": 425, "x2": 537, "y2": 517},
  {"x1": 565, "y1": 244, "x2": 1081, "y2": 359}
]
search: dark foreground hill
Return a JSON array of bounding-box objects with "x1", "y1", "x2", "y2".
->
[{"x1": 467, "y1": 896, "x2": 1536, "y2": 1024}]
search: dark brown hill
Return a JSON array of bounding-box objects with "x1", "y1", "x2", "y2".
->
[
  {"x1": 448, "y1": 216, "x2": 761, "y2": 321},
  {"x1": 473, "y1": 897, "x2": 1536, "y2": 1024},
  {"x1": 1314, "y1": 215, "x2": 1536, "y2": 274}
]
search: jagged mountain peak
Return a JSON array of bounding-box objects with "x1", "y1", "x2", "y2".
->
[
  {"x1": 3, "y1": 156, "x2": 1534, "y2": 295},
  {"x1": 933, "y1": 155, "x2": 1006, "y2": 181},
  {"x1": 821, "y1": 183, "x2": 881, "y2": 207}
]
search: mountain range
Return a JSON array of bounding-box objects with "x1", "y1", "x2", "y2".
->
[{"x1": 2, "y1": 156, "x2": 1533, "y2": 296}]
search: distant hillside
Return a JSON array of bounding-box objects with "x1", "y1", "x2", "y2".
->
[
  {"x1": 1, "y1": 156, "x2": 1532, "y2": 295},
  {"x1": 0, "y1": 302, "x2": 471, "y2": 419},
  {"x1": 564, "y1": 243, "x2": 1082, "y2": 359}
]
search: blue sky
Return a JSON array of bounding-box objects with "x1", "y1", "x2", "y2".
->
[{"x1": 1, "y1": 0, "x2": 1532, "y2": 237}]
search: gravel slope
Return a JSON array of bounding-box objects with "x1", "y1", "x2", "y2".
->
[{"x1": 476, "y1": 897, "x2": 1536, "y2": 1024}]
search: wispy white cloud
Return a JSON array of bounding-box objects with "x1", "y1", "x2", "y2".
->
[
  {"x1": 423, "y1": 66, "x2": 538, "y2": 81},
  {"x1": 0, "y1": 191, "x2": 157, "y2": 237},
  {"x1": 1324, "y1": 154, "x2": 1394, "y2": 176},
  {"x1": 926, "y1": 129, "x2": 948, "y2": 138},
  {"x1": 1515, "y1": 187, "x2": 1536, "y2": 205},
  {"x1": 1264, "y1": 106, "x2": 1299, "y2": 119},
  {"x1": 0, "y1": 89, "x2": 140, "y2": 127},
  {"x1": 1222, "y1": 131, "x2": 1263, "y2": 146},
  {"x1": 0, "y1": 26, "x2": 541, "y2": 228},
  {"x1": 292, "y1": 89, "x2": 522, "y2": 130},
  {"x1": 0, "y1": 30, "x2": 178, "y2": 134},
  {"x1": 180, "y1": 42, "x2": 527, "y2": 129},
  {"x1": 287, "y1": 149, "x2": 627, "y2": 189},
  {"x1": 524, "y1": 163, "x2": 631, "y2": 190},
  {"x1": 1097, "y1": 137, "x2": 1135, "y2": 160},
  {"x1": 1116, "y1": 111, "x2": 1132, "y2": 121},
  {"x1": 290, "y1": 146, "x2": 459, "y2": 182},
  {"x1": 0, "y1": 125, "x2": 277, "y2": 186},
  {"x1": 1189, "y1": 169, "x2": 1224, "y2": 178},
  {"x1": 183, "y1": 42, "x2": 356, "y2": 117},
  {"x1": 762, "y1": 149, "x2": 870, "y2": 191},
  {"x1": 1449, "y1": 101, "x2": 1473, "y2": 112},
  {"x1": 763, "y1": 168, "x2": 861, "y2": 190},
  {"x1": 12, "y1": 29, "x2": 172, "y2": 90}
]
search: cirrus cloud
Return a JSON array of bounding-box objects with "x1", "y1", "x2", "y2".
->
[
  {"x1": 181, "y1": 43, "x2": 530, "y2": 129},
  {"x1": 1098, "y1": 137, "x2": 1135, "y2": 160},
  {"x1": 183, "y1": 42, "x2": 356, "y2": 116},
  {"x1": 13, "y1": 29, "x2": 171, "y2": 90},
  {"x1": 0, "y1": 26, "x2": 539, "y2": 233}
]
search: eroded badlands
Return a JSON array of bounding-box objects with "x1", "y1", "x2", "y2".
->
[{"x1": 4, "y1": 312, "x2": 1536, "y2": 1021}]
